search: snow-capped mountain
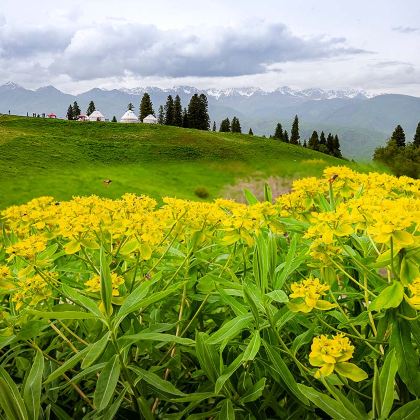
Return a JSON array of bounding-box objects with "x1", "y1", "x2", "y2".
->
[{"x1": 1, "y1": 81, "x2": 420, "y2": 158}]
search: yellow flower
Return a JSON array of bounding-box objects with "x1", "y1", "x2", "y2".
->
[
  {"x1": 0, "y1": 266, "x2": 11, "y2": 279},
  {"x1": 288, "y1": 277, "x2": 336, "y2": 313},
  {"x1": 85, "y1": 273, "x2": 125, "y2": 296},
  {"x1": 309, "y1": 334, "x2": 367, "y2": 381}
]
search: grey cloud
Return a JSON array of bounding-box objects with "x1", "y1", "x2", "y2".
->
[
  {"x1": 48, "y1": 21, "x2": 367, "y2": 80},
  {"x1": 0, "y1": 26, "x2": 73, "y2": 58},
  {"x1": 392, "y1": 26, "x2": 420, "y2": 34}
]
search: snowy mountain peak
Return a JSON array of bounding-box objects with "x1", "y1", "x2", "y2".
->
[{"x1": 1, "y1": 81, "x2": 22, "y2": 90}]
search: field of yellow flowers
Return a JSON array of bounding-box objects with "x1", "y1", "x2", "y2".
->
[{"x1": 0, "y1": 166, "x2": 419, "y2": 419}]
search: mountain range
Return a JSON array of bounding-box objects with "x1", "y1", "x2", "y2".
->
[{"x1": 1, "y1": 81, "x2": 420, "y2": 158}]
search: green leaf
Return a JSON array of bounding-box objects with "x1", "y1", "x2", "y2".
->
[
  {"x1": 100, "y1": 246, "x2": 113, "y2": 316},
  {"x1": 116, "y1": 281, "x2": 182, "y2": 325},
  {"x1": 378, "y1": 349, "x2": 398, "y2": 419},
  {"x1": 240, "y1": 378, "x2": 266, "y2": 403},
  {"x1": 95, "y1": 388, "x2": 127, "y2": 420},
  {"x1": 274, "y1": 234, "x2": 298, "y2": 289},
  {"x1": 216, "y1": 287, "x2": 248, "y2": 316},
  {"x1": 119, "y1": 332, "x2": 194, "y2": 350},
  {"x1": 28, "y1": 310, "x2": 97, "y2": 320},
  {"x1": 390, "y1": 318, "x2": 420, "y2": 396},
  {"x1": 291, "y1": 328, "x2": 314, "y2": 357},
  {"x1": 335, "y1": 362, "x2": 368, "y2": 382},
  {"x1": 297, "y1": 384, "x2": 358, "y2": 420},
  {"x1": 215, "y1": 353, "x2": 243, "y2": 394},
  {"x1": 195, "y1": 332, "x2": 220, "y2": 384},
  {"x1": 119, "y1": 238, "x2": 139, "y2": 255},
  {"x1": 23, "y1": 349, "x2": 44, "y2": 420},
  {"x1": 130, "y1": 366, "x2": 185, "y2": 396},
  {"x1": 93, "y1": 355, "x2": 121, "y2": 411},
  {"x1": 264, "y1": 182, "x2": 273, "y2": 203},
  {"x1": 389, "y1": 400, "x2": 420, "y2": 420},
  {"x1": 266, "y1": 290, "x2": 289, "y2": 303},
  {"x1": 207, "y1": 314, "x2": 253, "y2": 345},
  {"x1": 64, "y1": 240, "x2": 81, "y2": 255},
  {"x1": 44, "y1": 347, "x2": 89, "y2": 384},
  {"x1": 62, "y1": 285, "x2": 104, "y2": 319},
  {"x1": 263, "y1": 342, "x2": 309, "y2": 405},
  {"x1": 81, "y1": 332, "x2": 110, "y2": 369},
  {"x1": 0, "y1": 367, "x2": 28, "y2": 420},
  {"x1": 369, "y1": 282, "x2": 404, "y2": 312},
  {"x1": 243, "y1": 189, "x2": 259, "y2": 205},
  {"x1": 242, "y1": 331, "x2": 261, "y2": 361},
  {"x1": 219, "y1": 399, "x2": 235, "y2": 420}
]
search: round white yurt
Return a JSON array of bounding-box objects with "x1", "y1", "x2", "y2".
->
[
  {"x1": 143, "y1": 114, "x2": 158, "y2": 124},
  {"x1": 120, "y1": 110, "x2": 139, "y2": 123},
  {"x1": 89, "y1": 110, "x2": 106, "y2": 122}
]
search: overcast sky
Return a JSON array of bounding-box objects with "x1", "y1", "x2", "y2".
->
[{"x1": 1, "y1": 0, "x2": 419, "y2": 95}]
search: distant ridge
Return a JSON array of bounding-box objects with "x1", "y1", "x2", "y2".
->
[{"x1": 1, "y1": 81, "x2": 420, "y2": 158}]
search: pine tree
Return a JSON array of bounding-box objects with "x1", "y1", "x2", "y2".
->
[
  {"x1": 139, "y1": 93, "x2": 154, "y2": 121},
  {"x1": 187, "y1": 94, "x2": 210, "y2": 130},
  {"x1": 391, "y1": 125, "x2": 406, "y2": 147},
  {"x1": 319, "y1": 131, "x2": 326, "y2": 146},
  {"x1": 303, "y1": 140, "x2": 307, "y2": 147},
  {"x1": 86, "y1": 101, "x2": 96, "y2": 116},
  {"x1": 173, "y1": 95, "x2": 183, "y2": 127},
  {"x1": 290, "y1": 115, "x2": 300, "y2": 145},
  {"x1": 308, "y1": 131, "x2": 319, "y2": 150},
  {"x1": 164, "y1": 95, "x2": 174, "y2": 125},
  {"x1": 283, "y1": 130, "x2": 289, "y2": 143},
  {"x1": 326, "y1": 133, "x2": 334, "y2": 155},
  {"x1": 414, "y1": 122, "x2": 420, "y2": 147},
  {"x1": 158, "y1": 106, "x2": 165, "y2": 124},
  {"x1": 182, "y1": 108, "x2": 189, "y2": 128},
  {"x1": 128, "y1": 103, "x2": 134, "y2": 111},
  {"x1": 198, "y1": 94, "x2": 210, "y2": 130},
  {"x1": 72, "y1": 101, "x2": 81, "y2": 119},
  {"x1": 66, "y1": 104, "x2": 74, "y2": 120},
  {"x1": 249, "y1": 128, "x2": 254, "y2": 135},
  {"x1": 333, "y1": 135, "x2": 342, "y2": 158},
  {"x1": 212, "y1": 121, "x2": 216, "y2": 132},
  {"x1": 219, "y1": 118, "x2": 231, "y2": 132},
  {"x1": 274, "y1": 123, "x2": 284, "y2": 141},
  {"x1": 231, "y1": 117, "x2": 242, "y2": 133},
  {"x1": 111, "y1": 116, "x2": 117, "y2": 122}
]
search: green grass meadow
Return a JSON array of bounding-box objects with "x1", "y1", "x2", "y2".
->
[{"x1": 0, "y1": 115, "x2": 380, "y2": 207}]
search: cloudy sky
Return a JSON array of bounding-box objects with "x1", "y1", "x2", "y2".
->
[{"x1": 1, "y1": 0, "x2": 419, "y2": 95}]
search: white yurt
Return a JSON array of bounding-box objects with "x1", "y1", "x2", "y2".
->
[
  {"x1": 143, "y1": 114, "x2": 158, "y2": 124},
  {"x1": 89, "y1": 110, "x2": 106, "y2": 122},
  {"x1": 120, "y1": 110, "x2": 139, "y2": 123}
]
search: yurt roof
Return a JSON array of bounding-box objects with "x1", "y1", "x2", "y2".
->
[
  {"x1": 89, "y1": 110, "x2": 105, "y2": 118},
  {"x1": 120, "y1": 110, "x2": 138, "y2": 121},
  {"x1": 144, "y1": 114, "x2": 157, "y2": 121}
]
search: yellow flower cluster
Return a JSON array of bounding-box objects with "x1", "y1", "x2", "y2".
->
[
  {"x1": 309, "y1": 334, "x2": 355, "y2": 378},
  {"x1": 0, "y1": 166, "x2": 418, "y2": 300},
  {"x1": 11, "y1": 273, "x2": 53, "y2": 310},
  {"x1": 6, "y1": 235, "x2": 47, "y2": 261},
  {"x1": 85, "y1": 273, "x2": 125, "y2": 296},
  {"x1": 407, "y1": 277, "x2": 420, "y2": 310},
  {"x1": 288, "y1": 277, "x2": 335, "y2": 312}
]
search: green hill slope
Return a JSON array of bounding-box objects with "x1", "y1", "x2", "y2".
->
[{"x1": 0, "y1": 115, "x2": 373, "y2": 208}]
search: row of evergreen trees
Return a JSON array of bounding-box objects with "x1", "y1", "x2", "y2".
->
[
  {"x1": 66, "y1": 101, "x2": 97, "y2": 120},
  {"x1": 271, "y1": 116, "x2": 343, "y2": 158},
  {"x1": 219, "y1": 117, "x2": 242, "y2": 133},
  {"x1": 140, "y1": 93, "x2": 210, "y2": 130},
  {"x1": 373, "y1": 123, "x2": 420, "y2": 178}
]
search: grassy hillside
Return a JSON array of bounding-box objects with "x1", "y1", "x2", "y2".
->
[{"x1": 0, "y1": 115, "x2": 377, "y2": 208}]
